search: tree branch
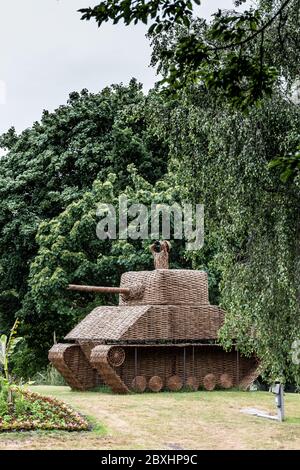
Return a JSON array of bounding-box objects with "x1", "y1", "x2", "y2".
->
[{"x1": 208, "y1": 0, "x2": 293, "y2": 52}]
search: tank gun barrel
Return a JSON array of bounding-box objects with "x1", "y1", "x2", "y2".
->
[{"x1": 68, "y1": 284, "x2": 131, "y2": 295}]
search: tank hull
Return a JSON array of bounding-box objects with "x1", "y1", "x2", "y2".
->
[{"x1": 49, "y1": 269, "x2": 260, "y2": 392}]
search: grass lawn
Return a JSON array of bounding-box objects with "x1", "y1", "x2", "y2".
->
[{"x1": 0, "y1": 385, "x2": 299, "y2": 450}]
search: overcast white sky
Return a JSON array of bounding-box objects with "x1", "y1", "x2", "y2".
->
[{"x1": 0, "y1": 0, "x2": 243, "y2": 138}]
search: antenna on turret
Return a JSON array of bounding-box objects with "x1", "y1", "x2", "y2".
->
[{"x1": 149, "y1": 240, "x2": 171, "y2": 269}]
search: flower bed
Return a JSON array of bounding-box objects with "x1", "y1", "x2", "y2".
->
[{"x1": 0, "y1": 388, "x2": 89, "y2": 432}]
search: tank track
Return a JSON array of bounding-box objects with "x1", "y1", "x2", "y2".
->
[
  {"x1": 48, "y1": 343, "x2": 99, "y2": 390},
  {"x1": 50, "y1": 343, "x2": 259, "y2": 393},
  {"x1": 90, "y1": 345, "x2": 129, "y2": 394}
]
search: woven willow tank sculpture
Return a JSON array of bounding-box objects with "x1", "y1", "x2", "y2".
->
[{"x1": 49, "y1": 241, "x2": 259, "y2": 393}]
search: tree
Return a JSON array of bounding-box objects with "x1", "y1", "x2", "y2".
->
[
  {"x1": 0, "y1": 81, "x2": 168, "y2": 339},
  {"x1": 79, "y1": 1, "x2": 300, "y2": 109},
  {"x1": 20, "y1": 167, "x2": 190, "y2": 371}
]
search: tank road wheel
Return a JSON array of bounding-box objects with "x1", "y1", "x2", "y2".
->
[
  {"x1": 148, "y1": 376, "x2": 163, "y2": 392},
  {"x1": 219, "y1": 373, "x2": 233, "y2": 389},
  {"x1": 131, "y1": 376, "x2": 147, "y2": 393},
  {"x1": 186, "y1": 376, "x2": 199, "y2": 391},
  {"x1": 167, "y1": 375, "x2": 183, "y2": 392},
  {"x1": 203, "y1": 373, "x2": 216, "y2": 391},
  {"x1": 108, "y1": 347, "x2": 125, "y2": 367}
]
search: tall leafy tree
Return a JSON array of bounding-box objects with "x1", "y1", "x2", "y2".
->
[{"x1": 148, "y1": 85, "x2": 300, "y2": 382}]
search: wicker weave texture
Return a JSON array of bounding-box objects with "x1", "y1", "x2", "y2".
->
[
  {"x1": 203, "y1": 373, "x2": 216, "y2": 391},
  {"x1": 167, "y1": 375, "x2": 183, "y2": 391},
  {"x1": 48, "y1": 343, "x2": 102, "y2": 390},
  {"x1": 50, "y1": 343, "x2": 259, "y2": 392},
  {"x1": 186, "y1": 376, "x2": 199, "y2": 391},
  {"x1": 219, "y1": 373, "x2": 233, "y2": 389},
  {"x1": 108, "y1": 346, "x2": 126, "y2": 367},
  {"x1": 119, "y1": 269, "x2": 209, "y2": 306},
  {"x1": 65, "y1": 305, "x2": 224, "y2": 342},
  {"x1": 123, "y1": 305, "x2": 224, "y2": 341},
  {"x1": 148, "y1": 375, "x2": 164, "y2": 392},
  {"x1": 132, "y1": 375, "x2": 147, "y2": 392},
  {"x1": 65, "y1": 306, "x2": 150, "y2": 341}
]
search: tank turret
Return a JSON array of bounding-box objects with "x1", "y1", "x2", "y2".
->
[{"x1": 49, "y1": 241, "x2": 259, "y2": 393}]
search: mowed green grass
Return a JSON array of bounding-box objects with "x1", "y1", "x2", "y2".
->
[{"x1": 0, "y1": 386, "x2": 299, "y2": 450}]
